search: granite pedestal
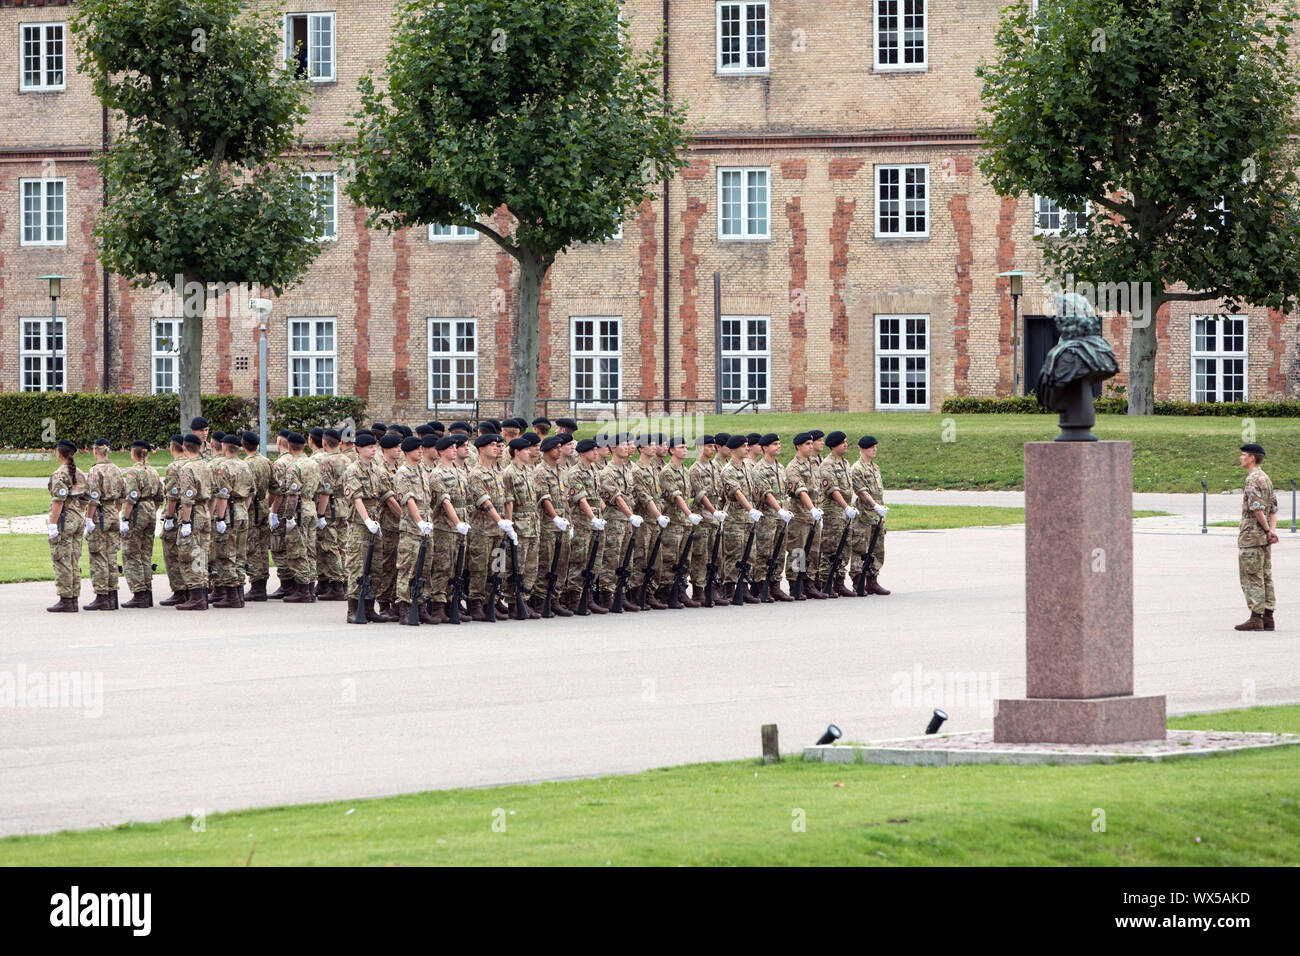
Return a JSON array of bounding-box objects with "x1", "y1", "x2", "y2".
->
[{"x1": 993, "y1": 441, "x2": 1166, "y2": 744}]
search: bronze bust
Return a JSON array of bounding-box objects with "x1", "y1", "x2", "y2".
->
[{"x1": 1035, "y1": 292, "x2": 1120, "y2": 441}]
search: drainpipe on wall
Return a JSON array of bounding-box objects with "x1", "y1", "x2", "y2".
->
[
  {"x1": 661, "y1": 0, "x2": 671, "y2": 414},
  {"x1": 101, "y1": 104, "x2": 111, "y2": 392}
]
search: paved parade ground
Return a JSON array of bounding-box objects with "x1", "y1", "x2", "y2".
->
[{"x1": 2, "y1": 518, "x2": 1297, "y2": 838}]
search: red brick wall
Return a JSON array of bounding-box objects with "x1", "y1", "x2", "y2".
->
[
  {"x1": 949, "y1": 192, "x2": 972, "y2": 396},
  {"x1": 786, "y1": 196, "x2": 808, "y2": 411},
  {"x1": 391, "y1": 228, "x2": 411, "y2": 413},
  {"x1": 829, "y1": 196, "x2": 854, "y2": 412},
  {"x1": 637, "y1": 197, "x2": 658, "y2": 400},
  {"x1": 678, "y1": 197, "x2": 706, "y2": 401},
  {"x1": 352, "y1": 204, "x2": 371, "y2": 400}
]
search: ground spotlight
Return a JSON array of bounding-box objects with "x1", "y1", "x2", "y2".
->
[
  {"x1": 926, "y1": 709, "x2": 949, "y2": 735},
  {"x1": 816, "y1": 724, "x2": 842, "y2": 746}
]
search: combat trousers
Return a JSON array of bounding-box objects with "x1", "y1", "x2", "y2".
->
[
  {"x1": 212, "y1": 512, "x2": 249, "y2": 588},
  {"x1": 1239, "y1": 545, "x2": 1276, "y2": 614},
  {"x1": 508, "y1": 533, "x2": 538, "y2": 604},
  {"x1": 245, "y1": 516, "x2": 270, "y2": 584},
  {"x1": 659, "y1": 524, "x2": 689, "y2": 591},
  {"x1": 468, "y1": 528, "x2": 506, "y2": 601},
  {"x1": 754, "y1": 516, "x2": 779, "y2": 586},
  {"x1": 564, "y1": 524, "x2": 602, "y2": 595},
  {"x1": 50, "y1": 516, "x2": 85, "y2": 598},
  {"x1": 689, "y1": 518, "x2": 722, "y2": 591},
  {"x1": 281, "y1": 512, "x2": 318, "y2": 584},
  {"x1": 849, "y1": 518, "x2": 886, "y2": 578},
  {"x1": 120, "y1": 512, "x2": 156, "y2": 594},
  {"x1": 723, "y1": 515, "x2": 755, "y2": 585},
  {"x1": 630, "y1": 522, "x2": 665, "y2": 594},
  {"x1": 162, "y1": 517, "x2": 184, "y2": 592},
  {"x1": 269, "y1": 521, "x2": 287, "y2": 582},
  {"x1": 86, "y1": 514, "x2": 119, "y2": 593},
  {"x1": 177, "y1": 510, "x2": 212, "y2": 590},
  {"x1": 537, "y1": 527, "x2": 570, "y2": 601},
  {"x1": 316, "y1": 517, "x2": 344, "y2": 582},
  {"x1": 818, "y1": 509, "x2": 850, "y2": 583},
  {"x1": 395, "y1": 531, "x2": 428, "y2": 605},
  {"x1": 374, "y1": 515, "x2": 400, "y2": 603},
  {"x1": 344, "y1": 522, "x2": 381, "y2": 601},
  {"x1": 785, "y1": 516, "x2": 822, "y2": 585},
  {"x1": 428, "y1": 528, "x2": 461, "y2": 603},
  {"x1": 598, "y1": 519, "x2": 633, "y2": 592}
]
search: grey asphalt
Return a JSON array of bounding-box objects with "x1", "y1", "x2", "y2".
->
[{"x1": 1, "y1": 522, "x2": 1296, "y2": 838}]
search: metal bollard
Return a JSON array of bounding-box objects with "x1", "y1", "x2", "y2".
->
[{"x1": 1201, "y1": 480, "x2": 1207, "y2": 534}]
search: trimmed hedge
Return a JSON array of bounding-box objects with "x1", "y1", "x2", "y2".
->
[
  {"x1": 0, "y1": 393, "x2": 366, "y2": 448},
  {"x1": 940, "y1": 395, "x2": 1300, "y2": 416}
]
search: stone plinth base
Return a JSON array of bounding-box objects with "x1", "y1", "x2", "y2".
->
[{"x1": 994, "y1": 695, "x2": 1166, "y2": 745}]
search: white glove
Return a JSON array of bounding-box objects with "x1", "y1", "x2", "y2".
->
[
  {"x1": 285, "y1": 517, "x2": 297, "y2": 531},
  {"x1": 844, "y1": 507, "x2": 859, "y2": 521},
  {"x1": 119, "y1": 519, "x2": 131, "y2": 534},
  {"x1": 507, "y1": 528, "x2": 519, "y2": 545},
  {"x1": 875, "y1": 504, "x2": 889, "y2": 517},
  {"x1": 629, "y1": 514, "x2": 644, "y2": 528},
  {"x1": 365, "y1": 519, "x2": 381, "y2": 535},
  {"x1": 688, "y1": 513, "x2": 702, "y2": 526},
  {"x1": 317, "y1": 516, "x2": 327, "y2": 530},
  {"x1": 418, "y1": 521, "x2": 433, "y2": 536},
  {"x1": 656, "y1": 514, "x2": 670, "y2": 529},
  {"x1": 180, "y1": 522, "x2": 193, "y2": 538},
  {"x1": 84, "y1": 521, "x2": 94, "y2": 537},
  {"x1": 552, "y1": 515, "x2": 567, "y2": 531},
  {"x1": 713, "y1": 510, "x2": 726, "y2": 522},
  {"x1": 268, "y1": 513, "x2": 279, "y2": 530},
  {"x1": 810, "y1": 507, "x2": 824, "y2": 522},
  {"x1": 778, "y1": 509, "x2": 794, "y2": 523},
  {"x1": 215, "y1": 519, "x2": 227, "y2": 534},
  {"x1": 591, "y1": 517, "x2": 607, "y2": 531},
  {"x1": 497, "y1": 518, "x2": 514, "y2": 535},
  {"x1": 748, "y1": 509, "x2": 762, "y2": 523},
  {"x1": 456, "y1": 522, "x2": 470, "y2": 535},
  {"x1": 567, "y1": 524, "x2": 575, "y2": 540},
  {"x1": 47, "y1": 523, "x2": 59, "y2": 540}
]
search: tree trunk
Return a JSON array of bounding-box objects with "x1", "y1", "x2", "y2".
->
[
  {"x1": 510, "y1": 247, "x2": 549, "y2": 422},
  {"x1": 179, "y1": 272, "x2": 205, "y2": 433},
  {"x1": 1126, "y1": 298, "x2": 1160, "y2": 415}
]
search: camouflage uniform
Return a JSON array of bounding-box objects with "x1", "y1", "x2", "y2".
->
[
  {"x1": 720, "y1": 457, "x2": 758, "y2": 586},
  {"x1": 85, "y1": 459, "x2": 125, "y2": 595},
  {"x1": 374, "y1": 455, "x2": 401, "y2": 604},
  {"x1": 392, "y1": 461, "x2": 430, "y2": 605},
  {"x1": 162, "y1": 458, "x2": 188, "y2": 595},
  {"x1": 429, "y1": 460, "x2": 469, "y2": 604},
  {"x1": 176, "y1": 456, "x2": 214, "y2": 590},
  {"x1": 281, "y1": 455, "x2": 321, "y2": 585},
  {"x1": 210, "y1": 455, "x2": 253, "y2": 589},
  {"x1": 534, "y1": 460, "x2": 570, "y2": 604},
  {"x1": 48, "y1": 466, "x2": 87, "y2": 598},
  {"x1": 751, "y1": 457, "x2": 787, "y2": 588},
  {"x1": 243, "y1": 451, "x2": 273, "y2": 587},
  {"x1": 502, "y1": 459, "x2": 540, "y2": 607},
  {"x1": 269, "y1": 453, "x2": 295, "y2": 580},
  {"x1": 688, "y1": 454, "x2": 723, "y2": 593},
  {"x1": 849, "y1": 458, "x2": 886, "y2": 579},
  {"x1": 342, "y1": 456, "x2": 393, "y2": 601},
  {"x1": 564, "y1": 459, "x2": 604, "y2": 598},
  {"x1": 1238, "y1": 467, "x2": 1278, "y2": 615},
  {"x1": 120, "y1": 461, "x2": 163, "y2": 595},
  {"x1": 466, "y1": 460, "x2": 508, "y2": 602},
  {"x1": 657, "y1": 458, "x2": 695, "y2": 596},
  {"x1": 316, "y1": 449, "x2": 351, "y2": 586},
  {"x1": 630, "y1": 458, "x2": 664, "y2": 595},
  {"x1": 597, "y1": 460, "x2": 639, "y2": 596},
  {"x1": 817, "y1": 455, "x2": 854, "y2": 585},
  {"x1": 785, "y1": 455, "x2": 823, "y2": 585}
]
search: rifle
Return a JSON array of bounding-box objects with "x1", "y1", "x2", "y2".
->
[
  {"x1": 731, "y1": 520, "x2": 758, "y2": 606},
  {"x1": 791, "y1": 519, "x2": 819, "y2": 600},
  {"x1": 702, "y1": 518, "x2": 725, "y2": 608},
  {"x1": 576, "y1": 528, "x2": 603, "y2": 615},
  {"x1": 760, "y1": 517, "x2": 790, "y2": 602},
  {"x1": 484, "y1": 540, "x2": 504, "y2": 622},
  {"x1": 823, "y1": 518, "x2": 854, "y2": 598},
  {"x1": 541, "y1": 529, "x2": 563, "y2": 618},
  {"x1": 854, "y1": 516, "x2": 886, "y2": 596},
  {"x1": 637, "y1": 522, "x2": 666, "y2": 610},
  {"x1": 447, "y1": 533, "x2": 466, "y2": 624},
  {"x1": 667, "y1": 522, "x2": 698, "y2": 609},
  {"x1": 609, "y1": 524, "x2": 639, "y2": 613},
  {"x1": 355, "y1": 531, "x2": 377, "y2": 623},
  {"x1": 407, "y1": 534, "x2": 429, "y2": 625},
  {"x1": 507, "y1": 534, "x2": 529, "y2": 620}
]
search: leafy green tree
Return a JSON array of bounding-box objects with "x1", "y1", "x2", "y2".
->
[
  {"x1": 344, "y1": 0, "x2": 690, "y2": 418},
  {"x1": 72, "y1": 0, "x2": 323, "y2": 430},
  {"x1": 977, "y1": 0, "x2": 1300, "y2": 413}
]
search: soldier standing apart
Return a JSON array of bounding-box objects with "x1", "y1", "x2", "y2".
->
[
  {"x1": 563, "y1": 438, "x2": 608, "y2": 613},
  {"x1": 720, "y1": 435, "x2": 763, "y2": 603},
  {"x1": 159, "y1": 435, "x2": 189, "y2": 605},
  {"x1": 277, "y1": 433, "x2": 322, "y2": 604},
  {"x1": 688, "y1": 435, "x2": 727, "y2": 605},
  {"x1": 241, "y1": 431, "x2": 273, "y2": 601},
  {"x1": 534, "y1": 434, "x2": 574, "y2": 617},
  {"x1": 597, "y1": 434, "x2": 643, "y2": 611},
  {"x1": 658, "y1": 436, "x2": 704, "y2": 607},
  {"x1": 120, "y1": 440, "x2": 163, "y2": 608},
  {"x1": 82, "y1": 439, "x2": 125, "y2": 610},
  {"x1": 46, "y1": 439, "x2": 88, "y2": 613},
  {"x1": 210, "y1": 434, "x2": 254, "y2": 608},
  {"x1": 192, "y1": 417, "x2": 214, "y2": 460},
  {"x1": 784, "y1": 433, "x2": 827, "y2": 600},
  {"x1": 267, "y1": 431, "x2": 295, "y2": 598},
  {"x1": 849, "y1": 435, "x2": 891, "y2": 595},
  {"x1": 1235, "y1": 442, "x2": 1278, "y2": 631},
  {"x1": 817, "y1": 431, "x2": 860, "y2": 597},
  {"x1": 427, "y1": 435, "x2": 472, "y2": 624},
  {"x1": 175, "y1": 433, "x2": 215, "y2": 610},
  {"x1": 466, "y1": 433, "x2": 517, "y2": 621},
  {"x1": 342, "y1": 432, "x2": 393, "y2": 623},
  {"x1": 503, "y1": 437, "x2": 542, "y2": 618}
]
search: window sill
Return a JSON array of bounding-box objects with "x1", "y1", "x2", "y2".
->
[
  {"x1": 715, "y1": 69, "x2": 771, "y2": 77},
  {"x1": 873, "y1": 233, "x2": 930, "y2": 241},
  {"x1": 872, "y1": 64, "x2": 928, "y2": 74},
  {"x1": 19, "y1": 241, "x2": 68, "y2": 248},
  {"x1": 718, "y1": 236, "x2": 771, "y2": 243},
  {"x1": 18, "y1": 86, "x2": 67, "y2": 94}
]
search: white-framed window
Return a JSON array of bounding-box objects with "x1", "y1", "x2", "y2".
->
[
  {"x1": 428, "y1": 318, "x2": 477, "y2": 406},
  {"x1": 876, "y1": 164, "x2": 928, "y2": 238},
  {"x1": 1033, "y1": 196, "x2": 1089, "y2": 235},
  {"x1": 20, "y1": 178, "x2": 65, "y2": 246},
  {"x1": 874, "y1": 0, "x2": 927, "y2": 71},
  {"x1": 720, "y1": 315, "x2": 770, "y2": 408},
  {"x1": 571, "y1": 317, "x2": 621, "y2": 405},
  {"x1": 718, "y1": 167, "x2": 769, "y2": 240},
  {"x1": 20, "y1": 316, "x2": 65, "y2": 392},
  {"x1": 428, "y1": 222, "x2": 478, "y2": 241},
  {"x1": 876, "y1": 314, "x2": 930, "y2": 410},
  {"x1": 20, "y1": 22, "x2": 65, "y2": 91},
  {"x1": 152, "y1": 318, "x2": 183, "y2": 394},
  {"x1": 288, "y1": 317, "x2": 336, "y2": 396},
  {"x1": 716, "y1": 2, "x2": 768, "y2": 74},
  {"x1": 285, "y1": 12, "x2": 335, "y2": 82},
  {"x1": 299, "y1": 172, "x2": 337, "y2": 241},
  {"x1": 1191, "y1": 315, "x2": 1247, "y2": 403}
]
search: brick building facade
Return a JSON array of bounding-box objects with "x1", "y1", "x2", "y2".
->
[{"x1": 2, "y1": 0, "x2": 1296, "y2": 420}]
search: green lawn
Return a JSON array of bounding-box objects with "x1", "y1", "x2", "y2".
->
[
  {"x1": 0, "y1": 535, "x2": 167, "y2": 585},
  {"x1": 2, "y1": 706, "x2": 1295, "y2": 867},
  {"x1": 0, "y1": 489, "x2": 50, "y2": 519}
]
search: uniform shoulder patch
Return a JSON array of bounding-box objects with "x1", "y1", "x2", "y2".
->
[
  {"x1": 290, "y1": 482, "x2": 299, "y2": 491},
  {"x1": 170, "y1": 486, "x2": 179, "y2": 495},
  {"x1": 130, "y1": 490, "x2": 139, "y2": 499},
  {"x1": 185, "y1": 489, "x2": 194, "y2": 498},
  {"x1": 58, "y1": 488, "x2": 68, "y2": 497},
  {"x1": 220, "y1": 487, "x2": 229, "y2": 496},
  {"x1": 90, "y1": 490, "x2": 100, "y2": 499}
]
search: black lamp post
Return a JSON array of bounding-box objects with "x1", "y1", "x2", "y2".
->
[
  {"x1": 38, "y1": 274, "x2": 67, "y2": 392},
  {"x1": 998, "y1": 270, "x2": 1033, "y2": 395}
]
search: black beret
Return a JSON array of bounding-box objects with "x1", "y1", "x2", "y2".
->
[
  {"x1": 650, "y1": 433, "x2": 665, "y2": 445},
  {"x1": 726, "y1": 435, "x2": 747, "y2": 449},
  {"x1": 473, "y1": 433, "x2": 501, "y2": 447},
  {"x1": 277, "y1": 429, "x2": 291, "y2": 438},
  {"x1": 395, "y1": 425, "x2": 413, "y2": 438},
  {"x1": 309, "y1": 427, "x2": 325, "y2": 441},
  {"x1": 170, "y1": 434, "x2": 185, "y2": 446},
  {"x1": 435, "y1": 435, "x2": 457, "y2": 451},
  {"x1": 575, "y1": 438, "x2": 598, "y2": 453},
  {"x1": 324, "y1": 428, "x2": 341, "y2": 441},
  {"x1": 286, "y1": 432, "x2": 306, "y2": 445},
  {"x1": 190, "y1": 416, "x2": 209, "y2": 430},
  {"x1": 524, "y1": 432, "x2": 541, "y2": 446},
  {"x1": 487, "y1": 419, "x2": 502, "y2": 431},
  {"x1": 532, "y1": 417, "x2": 551, "y2": 427},
  {"x1": 557, "y1": 433, "x2": 575, "y2": 445},
  {"x1": 825, "y1": 431, "x2": 847, "y2": 449},
  {"x1": 508, "y1": 437, "x2": 529, "y2": 451},
  {"x1": 449, "y1": 420, "x2": 472, "y2": 433},
  {"x1": 540, "y1": 435, "x2": 562, "y2": 451},
  {"x1": 131, "y1": 439, "x2": 152, "y2": 450},
  {"x1": 379, "y1": 433, "x2": 402, "y2": 448},
  {"x1": 759, "y1": 433, "x2": 779, "y2": 447},
  {"x1": 556, "y1": 418, "x2": 578, "y2": 430},
  {"x1": 222, "y1": 433, "x2": 241, "y2": 446},
  {"x1": 94, "y1": 438, "x2": 111, "y2": 447},
  {"x1": 355, "y1": 433, "x2": 377, "y2": 447},
  {"x1": 632, "y1": 433, "x2": 650, "y2": 448},
  {"x1": 1241, "y1": 443, "x2": 1266, "y2": 456},
  {"x1": 183, "y1": 433, "x2": 202, "y2": 446},
  {"x1": 808, "y1": 429, "x2": 825, "y2": 440},
  {"x1": 211, "y1": 431, "x2": 224, "y2": 442},
  {"x1": 859, "y1": 435, "x2": 878, "y2": 449},
  {"x1": 421, "y1": 434, "x2": 438, "y2": 448},
  {"x1": 57, "y1": 438, "x2": 77, "y2": 451},
  {"x1": 415, "y1": 425, "x2": 432, "y2": 437},
  {"x1": 746, "y1": 432, "x2": 761, "y2": 445},
  {"x1": 793, "y1": 432, "x2": 812, "y2": 445},
  {"x1": 715, "y1": 432, "x2": 731, "y2": 445},
  {"x1": 699, "y1": 435, "x2": 716, "y2": 446},
  {"x1": 666, "y1": 436, "x2": 685, "y2": 448},
  {"x1": 400, "y1": 436, "x2": 422, "y2": 453},
  {"x1": 430, "y1": 421, "x2": 445, "y2": 433},
  {"x1": 243, "y1": 431, "x2": 260, "y2": 445},
  {"x1": 371, "y1": 422, "x2": 387, "y2": 432},
  {"x1": 453, "y1": 434, "x2": 468, "y2": 446},
  {"x1": 509, "y1": 417, "x2": 529, "y2": 429}
]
